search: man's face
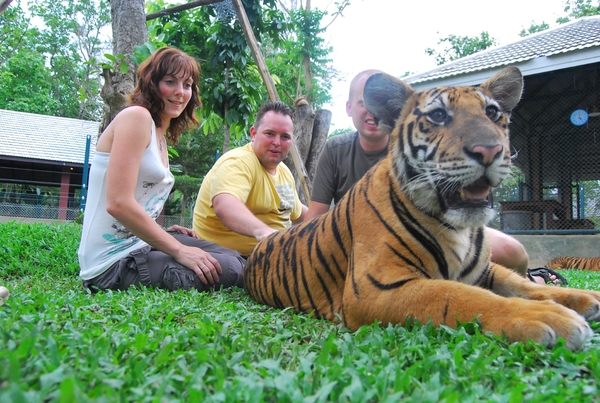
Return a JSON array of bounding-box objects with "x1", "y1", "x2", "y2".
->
[
  {"x1": 346, "y1": 74, "x2": 383, "y2": 140},
  {"x1": 250, "y1": 111, "x2": 294, "y2": 174}
]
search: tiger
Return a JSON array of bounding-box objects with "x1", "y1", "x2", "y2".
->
[
  {"x1": 243, "y1": 67, "x2": 600, "y2": 350},
  {"x1": 547, "y1": 256, "x2": 600, "y2": 271}
]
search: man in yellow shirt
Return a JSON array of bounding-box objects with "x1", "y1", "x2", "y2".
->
[{"x1": 193, "y1": 101, "x2": 308, "y2": 256}]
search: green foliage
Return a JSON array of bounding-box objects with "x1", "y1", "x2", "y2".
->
[
  {"x1": 131, "y1": 42, "x2": 159, "y2": 67},
  {"x1": 146, "y1": 0, "x2": 337, "y2": 145},
  {"x1": 146, "y1": 0, "x2": 280, "y2": 144},
  {"x1": 166, "y1": 175, "x2": 204, "y2": 218},
  {"x1": 0, "y1": 4, "x2": 32, "y2": 65},
  {"x1": 328, "y1": 127, "x2": 354, "y2": 138},
  {"x1": 519, "y1": 1, "x2": 599, "y2": 38},
  {"x1": 558, "y1": 0, "x2": 600, "y2": 23},
  {"x1": 1, "y1": 222, "x2": 600, "y2": 401},
  {"x1": 267, "y1": 7, "x2": 333, "y2": 108},
  {"x1": 519, "y1": 21, "x2": 551, "y2": 37},
  {"x1": 171, "y1": 126, "x2": 223, "y2": 178},
  {"x1": 0, "y1": 51, "x2": 59, "y2": 114},
  {"x1": 0, "y1": 0, "x2": 110, "y2": 120},
  {"x1": 101, "y1": 52, "x2": 128, "y2": 74},
  {"x1": 425, "y1": 31, "x2": 497, "y2": 66},
  {"x1": 166, "y1": 126, "x2": 224, "y2": 220},
  {"x1": 575, "y1": 181, "x2": 600, "y2": 226},
  {"x1": 0, "y1": 5, "x2": 57, "y2": 114}
]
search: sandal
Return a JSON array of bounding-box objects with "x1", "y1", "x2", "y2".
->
[{"x1": 526, "y1": 267, "x2": 568, "y2": 286}]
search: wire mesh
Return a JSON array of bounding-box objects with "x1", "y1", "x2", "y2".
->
[
  {"x1": 0, "y1": 192, "x2": 192, "y2": 228},
  {"x1": 489, "y1": 65, "x2": 600, "y2": 234}
]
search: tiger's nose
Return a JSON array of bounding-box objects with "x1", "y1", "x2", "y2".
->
[{"x1": 464, "y1": 144, "x2": 503, "y2": 167}]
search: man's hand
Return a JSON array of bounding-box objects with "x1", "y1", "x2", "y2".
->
[
  {"x1": 254, "y1": 227, "x2": 278, "y2": 242},
  {"x1": 213, "y1": 193, "x2": 277, "y2": 240},
  {"x1": 168, "y1": 225, "x2": 200, "y2": 239}
]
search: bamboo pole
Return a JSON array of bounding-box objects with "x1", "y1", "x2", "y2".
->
[{"x1": 230, "y1": 0, "x2": 311, "y2": 201}]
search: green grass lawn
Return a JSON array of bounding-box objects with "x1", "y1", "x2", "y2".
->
[{"x1": 1, "y1": 222, "x2": 600, "y2": 403}]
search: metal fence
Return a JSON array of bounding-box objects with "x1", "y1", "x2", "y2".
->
[
  {"x1": 0, "y1": 192, "x2": 192, "y2": 228},
  {"x1": 487, "y1": 67, "x2": 600, "y2": 234},
  {"x1": 0, "y1": 202, "x2": 81, "y2": 221},
  {"x1": 0, "y1": 193, "x2": 81, "y2": 221}
]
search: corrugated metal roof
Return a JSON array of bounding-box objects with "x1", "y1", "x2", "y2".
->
[
  {"x1": 406, "y1": 16, "x2": 600, "y2": 85},
  {"x1": 0, "y1": 109, "x2": 98, "y2": 165}
]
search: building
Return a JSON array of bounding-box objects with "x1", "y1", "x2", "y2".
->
[{"x1": 0, "y1": 109, "x2": 98, "y2": 220}]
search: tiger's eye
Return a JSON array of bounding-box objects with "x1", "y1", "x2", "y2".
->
[
  {"x1": 485, "y1": 105, "x2": 500, "y2": 120},
  {"x1": 428, "y1": 109, "x2": 447, "y2": 123}
]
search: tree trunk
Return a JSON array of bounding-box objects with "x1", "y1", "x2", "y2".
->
[
  {"x1": 302, "y1": 0, "x2": 313, "y2": 102},
  {"x1": 292, "y1": 97, "x2": 315, "y2": 165},
  {"x1": 0, "y1": 0, "x2": 13, "y2": 14},
  {"x1": 284, "y1": 98, "x2": 331, "y2": 205},
  {"x1": 305, "y1": 109, "x2": 331, "y2": 184},
  {"x1": 223, "y1": 66, "x2": 231, "y2": 153},
  {"x1": 99, "y1": 0, "x2": 148, "y2": 134}
]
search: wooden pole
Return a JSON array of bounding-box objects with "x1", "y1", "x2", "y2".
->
[
  {"x1": 146, "y1": 0, "x2": 224, "y2": 21},
  {"x1": 230, "y1": 0, "x2": 311, "y2": 201}
]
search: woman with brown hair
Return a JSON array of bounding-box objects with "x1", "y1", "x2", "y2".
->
[{"x1": 78, "y1": 47, "x2": 244, "y2": 292}]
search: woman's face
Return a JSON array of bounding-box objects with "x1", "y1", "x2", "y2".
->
[{"x1": 158, "y1": 72, "x2": 193, "y2": 121}]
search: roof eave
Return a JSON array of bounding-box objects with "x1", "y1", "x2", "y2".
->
[{"x1": 407, "y1": 47, "x2": 600, "y2": 90}]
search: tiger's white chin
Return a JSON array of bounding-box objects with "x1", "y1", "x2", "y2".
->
[
  {"x1": 442, "y1": 208, "x2": 496, "y2": 229},
  {"x1": 409, "y1": 188, "x2": 495, "y2": 229},
  {"x1": 407, "y1": 176, "x2": 497, "y2": 229}
]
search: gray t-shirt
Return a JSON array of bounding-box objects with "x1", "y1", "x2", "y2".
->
[{"x1": 311, "y1": 131, "x2": 388, "y2": 204}]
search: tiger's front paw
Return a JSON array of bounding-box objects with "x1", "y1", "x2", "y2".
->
[
  {"x1": 532, "y1": 287, "x2": 600, "y2": 322},
  {"x1": 491, "y1": 299, "x2": 593, "y2": 350}
]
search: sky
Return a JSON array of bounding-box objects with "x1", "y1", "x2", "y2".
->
[{"x1": 312, "y1": 0, "x2": 569, "y2": 130}]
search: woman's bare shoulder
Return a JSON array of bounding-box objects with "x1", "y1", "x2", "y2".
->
[
  {"x1": 97, "y1": 107, "x2": 153, "y2": 152},
  {"x1": 114, "y1": 105, "x2": 152, "y2": 122}
]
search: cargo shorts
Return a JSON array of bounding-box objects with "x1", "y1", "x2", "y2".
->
[{"x1": 82, "y1": 230, "x2": 245, "y2": 293}]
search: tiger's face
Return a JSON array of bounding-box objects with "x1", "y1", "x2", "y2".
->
[{"x1": 364, "y1": 67, "x2": 523, "y2": 229}]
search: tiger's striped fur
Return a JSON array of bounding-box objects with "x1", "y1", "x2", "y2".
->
[
  {"x1": 547, "y1": 256, "x2": 600, "y2": 271},
  {"x1": 243, "y1": 67, "x2": 600, "y2": 350}
]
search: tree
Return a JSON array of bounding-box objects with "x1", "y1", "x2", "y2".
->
[
  {"x1": 270, "y1": 0, "x2": 349, "y2": 108},
  {"x1": 167, "y1": 175, "x2": 203, "y2": 224},
  {"x1": 0, "y1": 3, "x2": 30, "y2": 64},
  {"x1": 146, "y1": 0, "x2": 281, "y2": 152},
  {"x1": 0, "y1": 1, "x2": 110, "y2": 120},
  {"x1": 268, "y1": 7, "x2": 333, "y2": 107},
  {"x1": 0, "y1": 0, "x2": 12, "y2": 13},
  {"x1": 0, "y1": 51, "x2": 58, "y2": 114},
  {"x1": 520, "y1": 0, "x2": 599, "y2": 37},
  {"x1": 519, "y1": 21, "x2": 551, "y2": 37},
  {"x1": 29, "y1": 0, "x2": 110, "y2": 120},
  {"x1": 557, "y1": 0, "x2": 599, "y2": 23},
  {"x1": 99, "y1": 0, "x2": 147, "y2": 133},
  {"x1": 147, "y1": 0, "x2": 341, "y2": 143},
  {"x1": 171, "y1": 126, "x2": 224, "y2": 178},
  {"x1": 425, "y1": 32, "x2": 497, "y2": 66},
  {"x1": 0, "y1": 5, "x2": 58, "y2": 113}
]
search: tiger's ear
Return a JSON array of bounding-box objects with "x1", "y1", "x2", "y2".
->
[
  {"x1": 364, "y1": 72, "x2": 415, "y2": 135},
  {"x1": 479, "y1": 67, "x2": 523, "y2": 112}
]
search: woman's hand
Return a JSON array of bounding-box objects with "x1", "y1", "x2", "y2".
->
[{"x1": 174, "y1": 245, "x2": 223, "y2": 285}]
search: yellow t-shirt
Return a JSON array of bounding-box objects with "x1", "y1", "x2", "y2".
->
[{"x1": 193, "y1": 143, "x2": 302, "y2": 255}]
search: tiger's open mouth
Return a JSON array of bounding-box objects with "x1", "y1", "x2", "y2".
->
[{"x1": 438, "y1": 177, "x2": 492, "y2": 210}]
